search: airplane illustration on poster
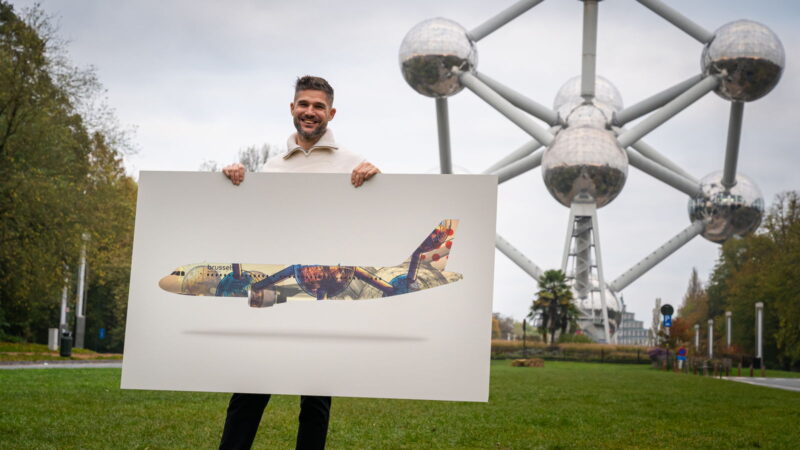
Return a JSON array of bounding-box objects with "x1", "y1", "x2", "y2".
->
[{"x1": 158, "y1": 219, "x2": 462, "y2": 307}]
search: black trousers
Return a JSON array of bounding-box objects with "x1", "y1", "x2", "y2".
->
[{"x1": 219, "y1": 393, "x2": 331, "y2": 450}]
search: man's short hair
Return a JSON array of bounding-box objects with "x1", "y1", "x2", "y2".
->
[{"x1": 294, "y1": 75, "x2": 334, "y2": 105}]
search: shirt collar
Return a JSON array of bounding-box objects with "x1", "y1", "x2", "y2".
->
[{"x1": 284, "y1": 129, "x2": 338, "y2": 159}]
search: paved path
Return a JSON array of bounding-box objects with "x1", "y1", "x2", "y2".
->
[
  {"x1": 0, "y1": 360, "x2": 122, "y2": 370},
  {"x1": 725, "y1": 376, "x2": 800, "y2": 392}
]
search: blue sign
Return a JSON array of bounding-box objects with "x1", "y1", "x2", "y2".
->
[
  {"x1": 99, "y1": 328, "x2": 106, "y2": 340},
  {"x1": 663, "y1": 315, "x2": 672, "y2": 328}
]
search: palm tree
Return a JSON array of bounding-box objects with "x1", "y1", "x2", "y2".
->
[{"x1": 528, "y1": 270, "x2": 578, "y2": 344}]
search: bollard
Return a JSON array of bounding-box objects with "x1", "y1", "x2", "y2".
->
[
  {"x1": 749, "y1": 362, "x2": 753, "y2": 377},
  {"x1": 738, "y1": 362, "x2": 741, "y2": 377}
]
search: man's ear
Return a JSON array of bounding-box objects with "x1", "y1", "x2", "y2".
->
[
  {"x1": 289, "y1": 102, "x2": 295, "y2": 114},
  {"x1": 329, "y1": 107, "x2": 337, "y2": 120}
]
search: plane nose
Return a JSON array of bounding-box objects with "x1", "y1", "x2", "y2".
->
[{"x1": 159, "y1": 275, "x2": 180, "y2": 293}]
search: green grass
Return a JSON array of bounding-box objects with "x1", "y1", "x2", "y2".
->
[
  {"x1": 0, "y1": 342, "x2": 121, "y2": 362},
  {"x1": 1, "y1": 361, "x2": 799, "y2": 449}
]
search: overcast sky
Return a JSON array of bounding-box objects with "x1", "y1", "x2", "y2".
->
[{"x1": 12, "y1": 0, "x2": 799, "y2": 327}]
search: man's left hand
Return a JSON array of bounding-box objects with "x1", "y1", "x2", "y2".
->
[{"x1": 351, "y1": 161, "x2": 380, "y2": 187}]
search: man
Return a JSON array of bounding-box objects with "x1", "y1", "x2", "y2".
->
[
  {"x1": 219, "y1": 76, "x2": 379, "y2": 450},
  {"x1": 222, "y1": 76, "x2": 379, "y2": 187}
]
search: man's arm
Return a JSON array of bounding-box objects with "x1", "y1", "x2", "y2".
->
[
  {"x1": 222, "y1": 163, "x2": 245, "y2": 185},
  {"x1": 351, "y1": 161, "x2": 380, "y2": 187}
]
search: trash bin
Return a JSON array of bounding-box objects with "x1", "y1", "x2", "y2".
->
[{"x1": 59, "y1": 331, "x2": 73, "y2": 357}]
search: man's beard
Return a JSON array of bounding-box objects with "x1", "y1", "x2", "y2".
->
[{"x1": 294, "y1": 116, "x2": 327, "y2": 141}]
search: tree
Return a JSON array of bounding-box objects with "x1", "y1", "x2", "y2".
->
[
  {"x1": 492, "y1": 312, "x2": 515, "y2": 340},
  {"x1": 702, "y1": 192, "x2": 800, "y2": 369},
  {"x1": 80, "y1": 133, "x2": 136, "y2": 352},
  {"x1": 200, "y1": 143, "x2": 272, "y2": 172},
  {"x1": 666, "y1": 317, "x2": 690, "y2": 347},
  {"x1": 677, "y1": 267, "x2": 708, "y2": 332},
  {"x1": 491, "y1": 316, "x2": 500, "y2": 339},
  {"x1": 0, "y1": 3, "x2": 136, "y2": 346},
  {"x1": 238, "y1": 144, "x2": 272, "y2": 172},
  {"x1": 528, "y1": 270, "x2": 577, "y2": 344}
]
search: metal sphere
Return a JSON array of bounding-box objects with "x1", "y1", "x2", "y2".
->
[
  {"x1": 182, "y1": 266, "x2": 221, "y2": 296},
  {"x1": 688, "y1": 171, "x2": 764, "y2": 243},
  {"x1": 565, "y1": 104, "x2": 608, "y2": 129},
  {"x1": 702, "y1": 20, "x2": 785, "y2": 102},
  {"x1": 553, "y1": 75, "x2": 623, "y2": 122},
  {"x1": 294, "y1": 265, "x2": 356, "y2": 298},
  {"x1": 399, "y1": 18, "x2": 477, "y2": 98},
  {"x1": 542, "y1": 126, "x2": 628, "y2": 208}
]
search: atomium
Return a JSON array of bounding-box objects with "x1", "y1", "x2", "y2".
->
[
  {"x1": 553, "y1": 75, "x2": 623, "y2": 123},
  {"x1": 575, "y1": 278, "x2": 623, "y2": 341},
  {"x1": 688, "y1": 171, "x2": 764, "y2": 243},
  {"x1": 702, "y1": 19, "x2": 785, "y2": 102},
  {"x1": 544, "y1": 77, "x2": 629, "y2": 208},
  {"x1": 182, "y1": 266, "x2": 220, "y2": 296},
  {"x1": 399, "y1": 17, "x2": 477, "y2": 98},
  {"x1": 400, "y1": 1, "x2": 782, "y2": 343},
  {"x1": 541, "y1": 125, "x2": 628, "y2": 208}
]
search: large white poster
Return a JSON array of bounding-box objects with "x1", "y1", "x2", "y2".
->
[{"x1": 121, "y1": 172, "x2": 496, "y2": 402}]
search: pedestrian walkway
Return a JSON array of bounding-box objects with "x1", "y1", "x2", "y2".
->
[
  {"x1": 724, "y1": 376, "x2": 800, "y2": 393},
  {"x1": 0, "y1": 360, "x2": 122, "y2": 370}
]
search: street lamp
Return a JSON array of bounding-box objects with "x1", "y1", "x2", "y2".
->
[
  {"x1": 725, "y1": 311, "x2": 732, "y2": 349},
  {"x1": 707, "y1": 318, "x2": 714, "y2": 359},
  {"x1": 755, "y1": 302, "x2": 764, "y2": 369},
  {"x1": 74, "y1": 232, "x2": 90, "y2": 348}
]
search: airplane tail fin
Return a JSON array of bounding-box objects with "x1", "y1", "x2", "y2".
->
[{"x1": 413, "y1": 219, "x2": 459, "y2": 272}]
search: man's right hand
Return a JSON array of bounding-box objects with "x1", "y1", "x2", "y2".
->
[{"x1": 222, "y1": 163, "x2": 245, "y2": 185}]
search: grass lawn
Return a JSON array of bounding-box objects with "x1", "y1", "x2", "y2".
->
[
  {"x1": 1, "y1": 360, "x2": 799, "y2": 449},
  {"x1": 0, "y1": 342, "x2": 121, "y2": 362}
]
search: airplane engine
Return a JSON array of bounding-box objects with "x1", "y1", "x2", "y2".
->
[{"x1": 248, "y1": 287, "x2": 277, "y2": 308}]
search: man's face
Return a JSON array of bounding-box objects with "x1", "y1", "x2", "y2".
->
[{"x1": 291, "y1": 89, "x2": 336, "y2": 141}]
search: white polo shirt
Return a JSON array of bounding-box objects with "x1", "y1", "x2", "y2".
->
[{"x1": 261, "y1": 129, "x2": 365, "y2": 174}]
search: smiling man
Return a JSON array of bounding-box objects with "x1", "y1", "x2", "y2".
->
[
  {"x1": 219, "y1": 76, "x2": 380, "y2": 450},
  {"x1": 223, "y1": 75, "x2": 379, "y2": 187}
]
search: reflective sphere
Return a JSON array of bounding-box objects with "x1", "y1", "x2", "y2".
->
[
  {"x1": 702, "y1": 20, "x2": 785, "y2": 102},
  {"x1": 399, "y1": 18, "x2": 477, "y2": 98},
  {"x1": 565, "y1": 104, "x2": 608, "y2": 129},
  {"x1": 182, "y1": 266, "x2": 221, "y2": 296},
  {"x1": 553, "y1": 75, "x2": 623, "y2": 123},
  {"x1": 542, "y1": 126, "x2": 628, "y2": 208},
  {"x1": 688, "y1": 171, "x2": 764, "y2": 243},
  {"x1": 294, "y1": 265, "x2": 356, "y2": 298}
]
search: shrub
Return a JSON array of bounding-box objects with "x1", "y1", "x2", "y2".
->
[{"x1": 558, "y1": 333, "x2": 594, "y2": 344}]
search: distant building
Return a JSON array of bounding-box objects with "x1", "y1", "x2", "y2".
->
[{"x1": 617, "y1": 306, "x2": 649, "y2": 346}]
